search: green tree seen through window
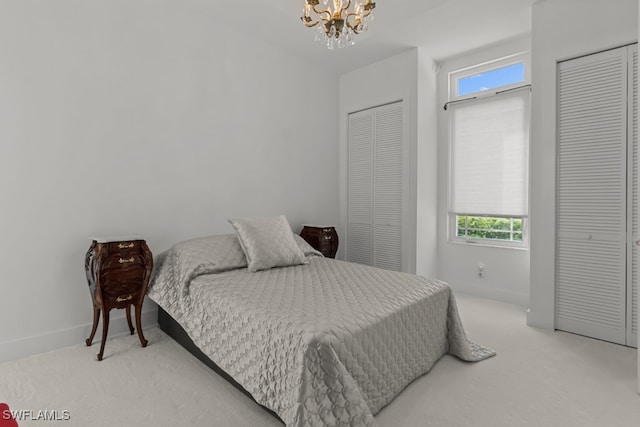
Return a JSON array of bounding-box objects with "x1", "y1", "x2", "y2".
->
[{"x1": 457, "y1": 216, "x2": 523, "y2": 241}]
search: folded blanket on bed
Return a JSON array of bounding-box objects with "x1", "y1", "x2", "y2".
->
[{"x1": 148, "y1": 234, "x2": 495, "y2": 427}]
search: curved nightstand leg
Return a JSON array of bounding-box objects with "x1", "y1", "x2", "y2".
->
[
  {"x1": 134, "y1": 303, "x2": 148, "y2": 348},
  {"x1": 86, "y1": 306, "x2": 100, "y2": 346},
  {"x1": 125, "y1": 305, "x2": 135, "y2": 335},
  {"x1": 97, "y1": 309, "x2": 110, "y2": 361}
]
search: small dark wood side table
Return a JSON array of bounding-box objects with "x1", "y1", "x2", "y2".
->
[
  {"x1": 84, "y1": 236, "x2": 153, "y2": 361},
  {"x1": 300, "y1": 225, "x2": 339, "y2": 258}
]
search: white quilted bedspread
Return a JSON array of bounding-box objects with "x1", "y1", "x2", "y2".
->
[{"x1": 147, "y1": 234, "x2": 495, "y2": 426}]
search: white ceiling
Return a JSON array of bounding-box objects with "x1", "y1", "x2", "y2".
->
[{"x1": 203, "y1": 0, "x2": 539, "y2": 74}]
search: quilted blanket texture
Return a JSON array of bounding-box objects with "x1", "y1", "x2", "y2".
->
[{"x1": 147, "y1": 234, "x2": 495, "y2": 426}]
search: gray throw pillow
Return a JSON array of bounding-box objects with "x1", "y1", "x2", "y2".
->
[{"x1": 229, "y1": 215, "x2": 306, "y2": 272}]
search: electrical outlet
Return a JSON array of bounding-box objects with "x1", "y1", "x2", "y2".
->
[{"x1": 477, "y1": 262, "x2": 485, "y2": 278}]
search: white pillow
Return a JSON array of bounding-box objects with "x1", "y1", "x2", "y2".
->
[{"x1": 228, "y1": 215, "x2": 306, "y2": 272}]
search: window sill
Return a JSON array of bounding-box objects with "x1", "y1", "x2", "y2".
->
[{"x1": 448, "y1": 239, "x2": 529, "y2": 251}]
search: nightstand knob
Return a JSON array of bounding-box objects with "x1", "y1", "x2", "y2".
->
[
  {"x1": 118, "y1": 257, "x2": 135, "y2": 264},
  {"x1": 118, "y1": 242, "x2": 134, "y2": 249}
]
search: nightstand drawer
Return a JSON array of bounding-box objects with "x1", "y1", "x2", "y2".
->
[
  {"x1": 102, "y1": 278, "x2": 142, "y2": 294},
  {"x1": 106, "y1": 240, "x2": 142, "y2": 255},
  {"x1": 104, "y1": 292, "x2": 139, "y2": 308},
  {"x1": 100, "y1": 267, "x2": 145, "y2": 284},
  {"x1": 101, "y1": 253, "x2": 145, "y2": 270},
  {"x1": 94, "y1": 278, "x2": 144, "y2": 308}
]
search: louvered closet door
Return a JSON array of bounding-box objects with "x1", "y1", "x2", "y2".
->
[
  {"x1": 347, "y1": 109, "x2": 374, "y2": 266},
  {"x1": 628, "y1": 44, "x2": 638, "y2": 348},
  {"x1": 373, "y1": 103, "x2": 404, "y2": 271},
  {"x1": 347, "y1": 101, "x2": 404, "y2": 271},
  {"x1": 557, "y1": 47, "x2": 628, "y2": 345}
]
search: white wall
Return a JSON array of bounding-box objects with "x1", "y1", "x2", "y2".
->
[
  {"x1": 338, "y1": 48, "x2": 439, "y2": 277},
  {"x1": 436, "y1": 36, "x2": 531, "y2": 307},
  {"x1": 0, "y1": 0, "x2": 339, "y2": 362},
  {"x1": 416, "y1": 50, "x2": 440, "y2": 278},
  {"x1": 528, "y1": 0, "x2": 638, "y2": 329}
]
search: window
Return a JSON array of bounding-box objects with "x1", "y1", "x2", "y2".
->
[
  {"x1": 447, "y1": 53, "x2": 530, "y2": 248},
  {"x1": 457, "y1": 62, "x2": 525, "y2": 96},
  {"x1": 457, "y1": 216, "x2": 523, "y2": 242}
]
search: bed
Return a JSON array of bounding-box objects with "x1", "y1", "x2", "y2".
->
[{"x1": 147, "y1": 223, "x2": 494, "y2": 427}]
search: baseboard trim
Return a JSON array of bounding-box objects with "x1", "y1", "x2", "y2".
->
[
  {"x1": 447, "y1": 283, "x2": 529, "y2": 308},
  {"x1": 0, "y1": 308, "x2": 158, "y2": 363}
]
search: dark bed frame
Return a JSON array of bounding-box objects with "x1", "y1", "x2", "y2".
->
[{"x1": 157, "y1": 307, "x2": 283, "y2": 423}]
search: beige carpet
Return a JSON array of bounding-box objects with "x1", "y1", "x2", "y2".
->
[{"x1": 1, "y1": 293, "x2": 639, "y2": 427}]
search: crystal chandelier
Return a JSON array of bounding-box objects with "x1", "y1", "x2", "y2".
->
[{"x1": 301, "y1": 0, "x2": 376, "y2": 50}]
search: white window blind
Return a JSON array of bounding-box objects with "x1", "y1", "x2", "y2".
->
[{"x1": 449, "y1": 90, "x2": 530, "y2": 217}]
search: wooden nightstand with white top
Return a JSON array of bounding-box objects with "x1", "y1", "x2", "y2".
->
[
  {"x1": 300, "y1": 226, "x2": 339, "y2": 258},
  {"x1": 84, "y1": 236, "x2": 153, "y2": 361}
]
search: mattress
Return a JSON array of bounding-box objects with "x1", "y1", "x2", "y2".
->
[{"x1": 147, "y1": 234, "x2": 494, "y2": 426}]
